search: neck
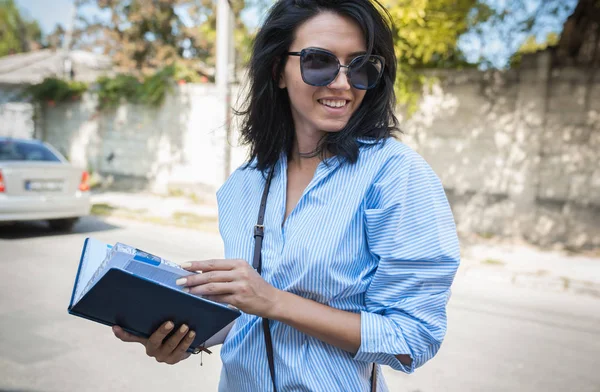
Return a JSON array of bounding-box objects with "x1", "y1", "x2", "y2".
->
[{"x1": 289, "y1": 130, "x2": 329, "y2": 171}]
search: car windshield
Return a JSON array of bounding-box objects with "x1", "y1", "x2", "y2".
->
[{"x1": 0, "y1": 140, "x2": 62, "y2": 162}]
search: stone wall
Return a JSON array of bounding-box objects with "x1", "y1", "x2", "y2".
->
[
  {"x1": 402, "y1": 51, "x2": 599, "y2": 249},
  {"x1": 34, "y1": 51, "x2": 599, "y2": 249}
]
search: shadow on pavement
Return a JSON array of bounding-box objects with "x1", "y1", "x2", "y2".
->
[
  {"x1": 0, "y1": 390, "x2": 45, "y2": 392},
  {"x1": 0, "y1": 216, "x2": 120, "y2": 240}
]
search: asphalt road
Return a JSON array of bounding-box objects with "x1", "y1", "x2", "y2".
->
[{"x1": 1, "y1": 216, "x2": 599, "y2": 392}]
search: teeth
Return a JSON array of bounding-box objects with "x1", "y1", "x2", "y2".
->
[{"x1": 320, "y1": 99, "x2": 347, "y2": 108}]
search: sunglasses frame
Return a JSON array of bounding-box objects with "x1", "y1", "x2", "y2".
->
[{"x1": 285, "y1": 48, "x2": 385, "y2": 90}]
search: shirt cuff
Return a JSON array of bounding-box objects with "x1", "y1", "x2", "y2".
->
[{"x1": 352, "y1": 310, "x2": 416, "y2": 373}]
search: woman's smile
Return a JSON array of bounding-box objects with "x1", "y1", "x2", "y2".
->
[{"x1": 317, "y1": 98, "x2": 351, "y2": 115}]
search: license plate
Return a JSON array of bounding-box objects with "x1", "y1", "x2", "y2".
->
[{"x1": 25, "y1": 180, "x2": 64, "y2": 192}]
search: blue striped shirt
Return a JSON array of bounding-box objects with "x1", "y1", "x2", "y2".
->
[{"x1": 216, "y1": 138, "x2": 460, "y2": 391}]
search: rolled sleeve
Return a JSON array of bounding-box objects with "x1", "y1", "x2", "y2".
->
[
  {"x1": 354, "y1": 151, "x2": 460, "y2": 373},
  {"x1": 353, "y1": 310, "x2": 415, "y2": 372}
]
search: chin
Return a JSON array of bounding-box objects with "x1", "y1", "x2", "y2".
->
[{"x1": 319, "y1": 120, "x2": 349, "y2": 133}]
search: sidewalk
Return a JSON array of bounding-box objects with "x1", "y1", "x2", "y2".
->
[
  {"x1": 91, "y1": 191, "x2": 218, "y2": 219},
  {"x1": 458, "y1": 234, "x2": 600, "y2": 297},
  {"x1": 90, "y1": 191, "x2": 219, "y2": 232},
  {"x1": 90, "y1": 191, "x2": 600, "y2": 298}
]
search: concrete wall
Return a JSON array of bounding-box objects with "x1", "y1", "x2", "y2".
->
[
  {"x1": 41, "y1": 84, "x2": 245, "y2": 203},
  {"x1": 402, "y1": 52, "x2": 599, "y2": 249},
  {"x1": 0, "y1": 85, "x2": 35, "y2": 139}
]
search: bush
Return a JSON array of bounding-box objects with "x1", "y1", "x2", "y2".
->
[
  {"x1": 95, "y1": 74, "x2": 142, "y2": 109},
  {"x1": 25, "y1": 63, "x2": 202, "y2": 110},
  {"x1": 24, "y1": 78, "x2": 88, "y2": 103}
]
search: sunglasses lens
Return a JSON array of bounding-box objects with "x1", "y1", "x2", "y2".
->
[
  {"x1": 302, "y1": 51, "x2": 339, "y2": 86},
  {"x1": 350, "y1": 56, "x2": 383, "y2": 89}
]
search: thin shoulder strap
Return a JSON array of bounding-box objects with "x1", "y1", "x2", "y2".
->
[
  {"x1": 252, "y1": 166, "x2": 376, "y2": 392},
  {"x1": 252, "y1": 167, "x2": 274, "y2": 272},
  {"x1": 252, "y1": 168, "x2": 277, "y2": 391}
]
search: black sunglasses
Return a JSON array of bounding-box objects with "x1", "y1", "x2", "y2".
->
[{"x1": 285, "y1": 48, "x2": 385, "y2": 90}]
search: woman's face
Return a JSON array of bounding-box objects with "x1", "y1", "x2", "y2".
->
[{"x1": 279, "y1": 12, "x2": 368, "y2": 135}]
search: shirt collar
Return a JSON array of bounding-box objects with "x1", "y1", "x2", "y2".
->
[{"x1": 356, "y1": 137, "x2": 381, "y2": 145}]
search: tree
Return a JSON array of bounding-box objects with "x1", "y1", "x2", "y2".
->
[
  {"x1": 459, "y1": 0, "x2": 579, "y2": 68},
  {"x1": 509, "y1": 32, "x2": 560, "y2": 67},
  {"x1": 77, "y1": 0, "x2": 251, "y2": 78},
  {"x1": 384, "y1": 0, "x2": 494, "y2": 109},
  {"x1": 555, "y1": 0, "x2": 600, "y2": 66},
  {"x1": 383, "y1": 0, "x2": 582, "y2": 110},
  {"x1": 0, "y1": 0, "x2": 43, "y2": 57},
  {"x1": 46, "y1": 24, "x2": 67, "y2": 50}
]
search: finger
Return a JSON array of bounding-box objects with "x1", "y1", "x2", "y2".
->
[
  {"x1": 177, "y1": 270, "x2": 238, "y2": 288},
  {"x1": 166, "y1": 329, "x2": 196, "y2": 364},
  {"x1": 181, "y1": 259, "x2": 240, "y2": 272},
  {"x1": 112, "y1": 325, "x2": 147, "y2": 344},
  {"x1": 188, "y1": 282, "x2": 239, "y2": 296},
  {"x1": 146, "y1": 321, "x2": 175, "y2": 353},
  {"x1": 181, "y1": 352, "x2": 192, "y2": 361},
  {"x1": 161, "y1": 324, "x2": 190, "y2": 355}
]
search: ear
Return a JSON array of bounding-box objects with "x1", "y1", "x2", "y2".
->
[
  {"x1": 278, "y1": 74, "x2": 287, "y2": 89},
  {"x1": 273, "y1": 58, "x2": 286, "y2": 89}
]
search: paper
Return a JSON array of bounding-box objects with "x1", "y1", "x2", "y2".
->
[
  {"x1": 73, "y1": 239, "x2": 196, "y2": 306},
  {"x1": 73, "y1": 238, "x2": 112, "y2": 304}
]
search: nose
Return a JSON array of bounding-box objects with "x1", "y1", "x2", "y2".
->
[{"x1": 327, "y1": 66, "x2": 351, "y2": 90}]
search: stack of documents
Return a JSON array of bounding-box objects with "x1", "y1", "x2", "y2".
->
[{"x1": 68, "y1": 238, "x2": 240, "y2": 353}]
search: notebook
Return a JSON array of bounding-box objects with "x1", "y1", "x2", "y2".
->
[{"x1": 68, "y1": 237, "x2": 240, "y2": 353}]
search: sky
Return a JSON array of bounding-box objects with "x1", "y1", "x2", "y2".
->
[
  {"x1": 16, "y1": 0, "x2": 266, "y2": 34},
  {"x1": 16, "y1": 0, "x2": 575, "y2": 69},
  {"x1": 18, "y1": 0, "x2": 75, "y2": 34}
]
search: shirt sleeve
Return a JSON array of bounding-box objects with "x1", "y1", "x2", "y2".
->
[{"x1": 352, "y1": 151, "x2": 460, "y2": 373}]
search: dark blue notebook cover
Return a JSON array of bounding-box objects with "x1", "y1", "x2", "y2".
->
[{"x1": 68, "y1": 266, "x2": 240, "y2": 353}]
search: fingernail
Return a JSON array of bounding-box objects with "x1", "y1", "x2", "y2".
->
[
  {"x1": 180, "y1": 324, "x2": 189, "y2": 333},
  {"x1": 183, "y1": 288, "x2": 190, "y2": 293},
  {"x1": 181, "y1": 262, "x2": 192, "y2": 269},
  {"x1": 188, "y1": 331, "x2": 196, "y2": 339},
  {"x1": 165, "y1": 322, "x2": 174, "y2": 330},
  {"x1": 176, "y1": 278, "x2": 187, "y2": 286}
]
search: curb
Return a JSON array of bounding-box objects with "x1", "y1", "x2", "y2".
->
[{"x1": 461, "y1": 266, "x2": 600, "y2": 298}]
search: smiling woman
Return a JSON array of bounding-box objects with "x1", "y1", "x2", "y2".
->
[
  {"x1": 111, "y1": 1, "x2": 460, "y2": 392},
  {"x1": 235, "y1": 0, "x2": 399, "y2": 169}
]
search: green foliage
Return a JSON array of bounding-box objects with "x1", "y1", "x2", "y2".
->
[
  {"x1": 25, "y1": 65, "x2": 199, "y2": 110},
  {"x1": 462, "y1": 0, "x2": 577, "y2": 69},
  {"x1": 24, "y1": 78, "x2": 88, "y2": 103},
  {"x1": 382, "y1": 0, "x2": 577, "y2": 113},
  {"x1": 96, "y1": 74, "x2": 142, "y2": 108},
  {"x1": 139, "y1": 66, "x2": 176, "y2": 107},
  {"x1": 0, "y1": 0, "x2": 43, "y2": 56},
  {"x1": 385, "y1": 0, "x2": 493, "y2": 112},
  {"x1": 96, "y1": 64, "x2": 200, "y2": 109},
  {"x1": 76, "y1": 0, "x2": 247, "y2": 79}
]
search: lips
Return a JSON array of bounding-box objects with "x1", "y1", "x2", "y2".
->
[{"x1": 318, "y1": 99, "x2": 348, "y2": 108}]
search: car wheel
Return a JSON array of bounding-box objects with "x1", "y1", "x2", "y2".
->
[{"x1": 48, "y1": 218, "x2": 78, "y2": 232}]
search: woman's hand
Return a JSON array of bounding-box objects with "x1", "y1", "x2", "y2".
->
[
  {"x1": 112, "y1": 321, "x2": 196, "y2": 365},
  {"x1": 178, "y1": 259, "x2": 280, "y2": 318}
]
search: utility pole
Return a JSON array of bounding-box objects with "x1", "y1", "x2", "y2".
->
[
  {"x1": 216, "y1": 0, "x2": 234, "y2": 182},
  {"x1": 62, "y1": 0, "x2": 79, "y2": 80}
]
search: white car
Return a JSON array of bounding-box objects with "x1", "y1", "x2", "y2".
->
[{"x1": 0, "y1": 137, "x2": 91, "y2": 231}]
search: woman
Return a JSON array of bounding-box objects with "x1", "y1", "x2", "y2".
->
[{"x1": 112, "y1": 1, "x2": 460, "y2": 391}]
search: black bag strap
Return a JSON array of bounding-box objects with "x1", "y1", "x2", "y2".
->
[
  {"x1": 252, "y1": 168, "x2": 277, "y2": 392},
  {"x1": 252, "y1": 167, "x2": 377, "y2": 392}
]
